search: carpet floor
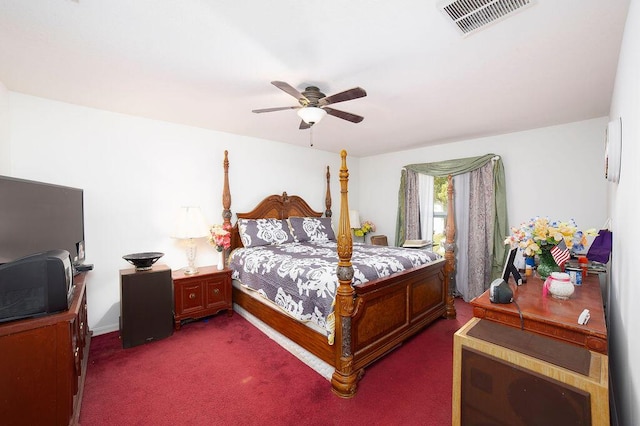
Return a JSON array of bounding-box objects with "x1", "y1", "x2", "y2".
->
[{"x1": 79, "y1": 298, "x2": 472, "y2": 425}]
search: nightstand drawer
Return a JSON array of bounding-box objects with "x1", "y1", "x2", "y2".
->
[
  {"x1": 206, "y1": 279, "x2": 229, "y2": 307},
  {"x1": 179, "y1": 283, "x2": 205, "y2": 313}
]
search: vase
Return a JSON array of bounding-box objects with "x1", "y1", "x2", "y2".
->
[
  {"x1": 537, "y1": 246, "x2": 560, "y2": 279},
  {"x1": 217, "y1": 251, "x2": 224, "y2": 270},
  {"x1": 544, "y1": 272, "x2": 575, "y2": 300}
]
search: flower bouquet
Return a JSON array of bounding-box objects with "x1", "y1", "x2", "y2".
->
[
  {"x1": 209, "y1": 223, "x2": 231, "y2": 252},
  {"x1": 504, "y1": 217, "x2": 597, "y2": 278},
  {"x1": 504, "y1": 217, "x2": 596, "y2": 255},
  {"x1": 209, "y1": 223, "x2": 231, "y2": 270},
  {"x1": 354, "y1": 220, "x2": 375, "y2": 238}
]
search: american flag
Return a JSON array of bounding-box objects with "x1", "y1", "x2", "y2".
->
[{"x1": 551, "y1": 239, "x2": 571, "y2": 267}]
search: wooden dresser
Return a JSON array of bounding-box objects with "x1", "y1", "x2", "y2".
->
[
  {"x1": 470, "y1": 273, "x2": 607, "y2": 353},
  {"x1": 0, "y1": 274, "x2": 90, "y2": 426}
]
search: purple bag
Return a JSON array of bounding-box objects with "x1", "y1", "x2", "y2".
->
[{"x1": 587, "y1": 229, "x2": 613, "y2": 263}]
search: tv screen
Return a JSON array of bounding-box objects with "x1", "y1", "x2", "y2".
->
[{"x1": 0, "y1": 175, "x2": 85, "y2": 266}]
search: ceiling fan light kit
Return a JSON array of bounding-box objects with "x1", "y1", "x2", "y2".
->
[
  {"x1": 297, "y1": 107, "x2": 327, "y2": 125},
  {"x1": 253, "y1": 81, "x2": 367, "y2": 129}
]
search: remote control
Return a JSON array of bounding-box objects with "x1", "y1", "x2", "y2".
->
[
  {"x1": 75, "y1": 263, "x2": 94, "y2": 272},
  {"x1": 578, "y1": 309, "x2": 590, "y2": 325}
]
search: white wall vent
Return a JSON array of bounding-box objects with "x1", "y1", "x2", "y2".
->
[{"x1": 438, "y1": 0, "x2": 536, "y2": 36}]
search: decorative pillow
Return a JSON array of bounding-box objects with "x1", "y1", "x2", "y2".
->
[
  {"x1": 238, "y1": 218, "x2": 294, "y2": 247},
  {"x1": 288, "y1": 217, "x2": 336, "y2": 242}
]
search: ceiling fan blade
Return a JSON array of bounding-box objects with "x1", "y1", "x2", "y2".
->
[
  {"x1": 323, "y1": 107, "x2": 364, "y2": 123},
  {"x1": 271, "y1": 81, "x2": 308, "y2": 102},
  {"x1": 299, "y1": 120, "x2": 312, "y2": 130},
  {"x1": 319, "y1": 87, "x2": 367, "y2": 106},
  {"x1": 252, "y1": 106, "x2": 299, "y2": 113}
]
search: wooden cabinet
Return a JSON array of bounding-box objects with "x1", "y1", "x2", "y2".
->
[
  {"x1": 120, "y1": 264, "x2": 173, "y2": 348},
  {"x1": 470, "y1": 273, "x2": 607, "y2": 353},
  {"x1": 172, "y1": 266, "x2": 232, "y2": 330},
  {"x1": 0, "y1": 274, "x2": 90, "y2": 426}
]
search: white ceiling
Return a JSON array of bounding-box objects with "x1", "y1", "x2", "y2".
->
[{"x1": 0, "y1": 0, "x2": 630, "y2": 156}]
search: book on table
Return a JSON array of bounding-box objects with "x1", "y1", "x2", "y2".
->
[{"x1": 402, "y1": 239, "x2": 432, "y2": 248}]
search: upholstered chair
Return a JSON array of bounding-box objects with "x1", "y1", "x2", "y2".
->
[{"x1": 370, "y1": 235, "x2": 388, "y2": 246}]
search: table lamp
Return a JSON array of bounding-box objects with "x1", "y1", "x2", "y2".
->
[
  {"x1": 349, "y1": 210, "x2": 361, "y2": 230},
  {"x1": 171, "y1": 206, "x2": 209, "y2": 275}
]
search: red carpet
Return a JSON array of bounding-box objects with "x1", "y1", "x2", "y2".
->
[{"x1": 80, "y1": 298, "x2": 472, "y2": 425}]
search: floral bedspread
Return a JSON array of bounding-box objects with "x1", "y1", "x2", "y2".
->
[{"x1": 228, "y1": 241, "x2": 441, "y2": 343}]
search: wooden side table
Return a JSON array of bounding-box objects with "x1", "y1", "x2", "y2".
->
[
  {"x1": 172, "y1": 265, "x2": 233, "y2": 330},
  {"x1": 470, "y1": 273, "x2": 607, "y2": 354}
]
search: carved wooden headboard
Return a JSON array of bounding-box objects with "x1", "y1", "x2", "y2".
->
[{"x1": 221, "y1": 151, "x2": 332, "y2": 252}]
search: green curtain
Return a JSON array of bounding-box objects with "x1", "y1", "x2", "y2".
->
[{"x1": 395, "y1": 154, "x2": 509, "y2": 280}]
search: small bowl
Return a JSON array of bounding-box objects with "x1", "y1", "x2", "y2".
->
[{"x1": 123, "y1": 252, "x2": 164, "y2": 271}]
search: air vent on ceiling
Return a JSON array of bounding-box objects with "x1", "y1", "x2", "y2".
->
[{"x1": 438, "y1": 0, "x2": 536, "y2": 36}]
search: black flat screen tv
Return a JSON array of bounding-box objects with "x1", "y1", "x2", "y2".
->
[{"x1": 0, "y1": 175, "x2": 85, "y2": 266}]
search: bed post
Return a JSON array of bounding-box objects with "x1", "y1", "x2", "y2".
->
[
  {"x1": 330, "y1": 150, "x2": 359, "y2": 398},
  {"x1": 222, "y1": 150, "x2": 232, "y2": 263},
  {"x1": 443, "y1": 175, "x2": 457, "y2": 319},
  {"x1": 325, "y1": 166, "x2": 332, "y2": 218},
  {"x1": 222, "y1": 150, "x2": 231, "y2": 228}
]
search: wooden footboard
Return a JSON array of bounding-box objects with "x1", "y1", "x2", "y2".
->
[
  {"x1": 220, "y1": 150, "x2": 456, "y2": 398},
  {"x1": 351, "y1": 260, "x2": 447, "y2": 370},
  {"x1": 231, "y1": 257, "x2": 448, "y2": 375}
]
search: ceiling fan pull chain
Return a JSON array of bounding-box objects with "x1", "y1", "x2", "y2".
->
[{"x1": 310, "y1": 126, "x2": 314, "y2": 147}]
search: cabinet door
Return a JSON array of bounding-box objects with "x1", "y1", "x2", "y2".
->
[
  {"x1": 205, "y1": 275, "x2": 230, "y2": 309},
  {"x1": 0, "y1": 327, "x2": 58, "y2": 424},
  {"x1": 70, "y1": 317, "x2": 81, "y2": 394},
  {"x1": 78, "y1": 291, "x2": 88, "y2": 350},
  {"x1": 179, "y1": 282, "x2": 205, "y2": 314}
]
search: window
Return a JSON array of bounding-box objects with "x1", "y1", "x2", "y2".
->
[
  {"x1": 432, "y1": 176, "x2": 448, "y2": 254},
  {"x1": 417, "y1": 174, "x2": 448, "y2": 255}
]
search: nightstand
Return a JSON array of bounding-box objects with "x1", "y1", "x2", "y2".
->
[{"x1": 172, "y1": 266, "x2": 233, "y2": 330}]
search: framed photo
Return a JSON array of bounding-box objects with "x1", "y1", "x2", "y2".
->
[{"x1": 605, "y1": 117, "x2": 622, "y2": 183}]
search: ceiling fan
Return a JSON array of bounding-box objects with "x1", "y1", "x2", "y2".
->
[{"x1": 252, "y1": 81, "x2": 367, "y2": 129}]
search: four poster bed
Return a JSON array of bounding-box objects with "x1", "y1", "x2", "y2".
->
[{"x1": 221, "y1": 150, "x2": 457, "y2": 397}]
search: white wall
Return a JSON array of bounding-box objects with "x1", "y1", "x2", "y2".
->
[
  {"x1": 607, "y1": 0, "x2": 640, "y2": 423},
  {"x1": 0, "y1": 81, "x2": 9, "y2": 174},
  {"x1": 357, "y1": 117, "x2": 609, "y2": 246},
  {"x1": 8, "y1": 93, "x2": 356, "y2": 334}
]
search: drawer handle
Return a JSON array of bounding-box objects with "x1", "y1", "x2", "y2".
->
[
  {"x1": 213, "y1": 289, "x2": 219, "y2": 294},
  {"x1": 189, "y1": 293, "x2": 196, "y2": 299}
]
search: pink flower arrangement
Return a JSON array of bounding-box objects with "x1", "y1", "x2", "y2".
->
[{"x1": 209, "y1": 223, "x2": 231, "y2": 252}]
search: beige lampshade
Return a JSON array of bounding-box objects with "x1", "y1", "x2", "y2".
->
[{"x1": 171, "y1": 206, "x2": 209, "y2": 239}]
